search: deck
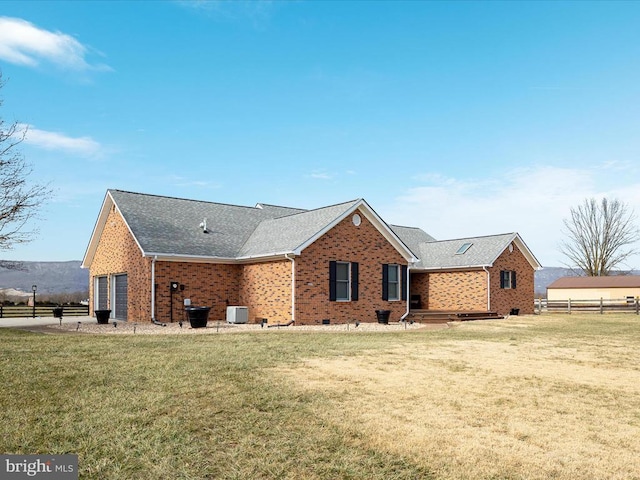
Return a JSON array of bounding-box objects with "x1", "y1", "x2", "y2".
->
[{"x1": 406, "y1": 309, "x2": 504, "y2": 324}]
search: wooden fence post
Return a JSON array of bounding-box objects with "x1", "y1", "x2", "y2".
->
[
  {"x1": 537, "y1": 297, "x2": 542, "y2": 314},
  {"x1": 600, "y1": 297, "x2": 604, "y2": 314},
  {"x1": 568, "y1": 298, "x2": 571, "y2": 314}
]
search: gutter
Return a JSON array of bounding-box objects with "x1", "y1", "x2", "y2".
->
[
  {"x1": 401, "y1": 262, "x2": 414, "y2": 321},
  {"x1": 150, "y1": 256, "x2": 166, "y2": 326},
  {"x1": 143, "y1": 251, "x2": 297, "y2": 264},
  {"x1": 416, "y1": 264, "x2": 492, "y2": 272},
  {"x1": 285, "y1": 254, "x2": 296, "y2": 323},
  {"x1": 483, "y1": 266, "x2": 491, "y2": 311}
]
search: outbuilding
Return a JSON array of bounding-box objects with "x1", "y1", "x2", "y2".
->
[{"x1": 547, "y1": 276, "x2": 640, "y2": 302}]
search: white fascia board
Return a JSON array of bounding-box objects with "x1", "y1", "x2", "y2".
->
[
  {"x1": 490, "y1": 233, "x2": 542, "y2": 271},
  {"x1": 413, "y1": 265, "x2": 492, "y2": 272},
  {"x1": 290, "y1": 201, "x2": 364, "y2": 255},
  {"x1": 81, "y1": 192, "x2": 114, "y2": 268},
  {"x1": 513, "y1": 234, "x2": 543, "y2": 270},
  {"x1": 292, "y1": 200, "x2": 418, "y2": 262},
  {"x1": 82, "y1": 190, "x2": 147, "y2": 269},
  {"x1": 115, "y1": 201, "x2": 147, "y2": 260},
  {"x1": 357, "y1": 200, "x2": 418, "y2": 263},
  {"x1": 146, "y1": 251, "x2": 295, "y2": 264}
]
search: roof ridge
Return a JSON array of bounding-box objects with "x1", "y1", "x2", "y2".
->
[
  {"x1": 390, "y1": 224, "x2": 424, "y2": 230},
  {"x1": 263, "y1": 198, "x2": 362, "y2": 221},
  {"x1": 431, "y1": 232, "x2": 516, "y2": 243},
  {"x1": 109, "y1": 189, "x2": 262, "y2": 211}
]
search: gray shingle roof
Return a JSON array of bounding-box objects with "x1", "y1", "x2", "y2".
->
[
  {"x1": 86, "y1": 190, "x2": 538, "y2": 271},
  {"x1": 239, "y1": 200, "x2": 361, "y2": 257},
  {"x1": 389, "y1": 225, "x2": 436, "y2": 260},
  {"x1": 109, "y1": 190, "x2": 307, "y2": 258},
  {"x1": 402, "y1": 232, "x2": 520, "y2": 270}
]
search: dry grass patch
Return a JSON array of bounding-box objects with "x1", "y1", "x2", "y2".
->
[
  {"x1": 282, "y1": 314, "x2": 640, "y2": 480},
  {"x1": 0, "y1": 329, "x2": 433, "y2": 479}
]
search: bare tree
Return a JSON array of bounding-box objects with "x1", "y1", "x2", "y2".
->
[
  {"x1": 560, "y1": 197, "x2": 640, "y2": 276},
  {"x1": 0, "y1": 72, "x2": 51, "y2": 258}
]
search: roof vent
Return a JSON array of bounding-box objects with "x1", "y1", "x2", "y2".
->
[{"x1": 199, "y1": 218, "x2": 208, "y2": 234}]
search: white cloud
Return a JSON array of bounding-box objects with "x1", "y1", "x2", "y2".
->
[
  {"x1": 168, "y1": 174, "x2": 222, "y2": 189},
  {"x1": 309, "y1": 170, "x2": 332, "y2": 180},
  {"x1": 21, "y1": 124, "x2": 102, "y2": 157},
  {"x1": 0, "y1": 17, "x2": 110, "y2": 71},
  {"x1": 176, "y1": 0, "x2": 276, "y2": 24},
  {"x1": 383, "y1": 163, "x2": 640, "y2": 268}
]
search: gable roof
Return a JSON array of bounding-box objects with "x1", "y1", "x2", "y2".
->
[
  {"x1": 82, "y1": 190, "x2": 417, "y2": 266},
  {"x1": 547, "y1": 276, "x2": 640, "y2": 289},
  {"x1": 392, "y1": 231, "x2": 541, "y2": 271}
]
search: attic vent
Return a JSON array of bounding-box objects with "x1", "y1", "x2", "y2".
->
[
  {"x1": 199, "y1": 219, "x2": 208, "y2": 234},
  {"x1": 455, "y1": 242, "x2": 473, "y2": 255}
]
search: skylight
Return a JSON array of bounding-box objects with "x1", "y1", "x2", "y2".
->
[{"x1": 455, "y1": 242, "x2": 473, "y2": 255}]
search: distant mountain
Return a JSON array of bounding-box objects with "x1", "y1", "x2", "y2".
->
[
  {"x1": 535, "y1": 267, "x2": 578, "y2": 296},
  {"x1": 0, "y1": 261, "x2": 633, "y2": 298},
  {"x1": 0, "y1": 261, "x2": 88, "y2": 295}
]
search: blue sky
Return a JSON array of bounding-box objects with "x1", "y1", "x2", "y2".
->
[{"x1": 1, "y1": 1, "x2": 640, "y2": 268}]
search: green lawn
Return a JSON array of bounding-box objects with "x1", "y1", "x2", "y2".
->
[{"x1": 1, "y1": 314, "x2": 639, "y2": 479}]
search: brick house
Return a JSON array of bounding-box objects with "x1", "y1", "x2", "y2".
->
[{"x1": 82, "y1": 190, "x2": 541, "y2": 324}]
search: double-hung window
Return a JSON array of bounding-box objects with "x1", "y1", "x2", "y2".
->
[
  {"x1": 382, "y1": 264, "x2": 407, "y2": 301},
  {"x1": 335, "y1": 262, "x2": 351, "y2": 301},
  {"x1": 387, "y1": 264, "x2": 400, "y2": 301},
  {"x1": 500, "y1": 270, "x2": 517, "y2": 289},
  {"x1": 329, "y1": 261, "x2": 359, "y2": 301}
]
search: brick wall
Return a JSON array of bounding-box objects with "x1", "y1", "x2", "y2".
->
[
  {"x1": 409, "y1": 242, "x2": 535, "y2": 315},
  {"x1": 88, "y1": 206, "x2": 151, "y2": 321},
  {"x1": 89, "y1": 204, "x2": 535, "y2": 322},
  {"x1": 154, "y1": 261, "x2": 241, "y2": 323},
  {"x1": 410, "y1": 273, "x2": 429, "y2": 309},
  {"x1": 489, "y1": 244, "x2": 535, "y2": 315},
  {"x1": 295, "y1": 210, "x2": 408, "y2": 324},
  {"x1": 423, "y1": 270, "x2": 488, "y2": 311},
  {"x1": 240, "y1": 260, "x2": 292, "y2": 323}
]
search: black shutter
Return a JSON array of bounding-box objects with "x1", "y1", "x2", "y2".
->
[
  {"x1": 382, "y1": 264, "x2": 389, "y2": 301},
  {"x1": 500, "y1": 270, "x2": 506, "y2": 289},
  {"x1": 511, "y1": 271, "x2": 517, "y2": 289},
  {"x1": 329, "y1": 261, "x2": 337, "y2": 301},
  {"x1": 401, "y1": 265, "x2": 408, "y2": 301},
  {"x1": 351, "y1": 262, "x2": 359, "y2": 301}
]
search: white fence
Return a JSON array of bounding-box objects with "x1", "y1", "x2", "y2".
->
[{"x1": 535, "y1": 297, "x2": 640, "y2": 314}]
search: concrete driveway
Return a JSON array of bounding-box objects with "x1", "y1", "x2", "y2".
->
[{"x1": 0, "y1": 316, "x2": 94, "y2": 328}]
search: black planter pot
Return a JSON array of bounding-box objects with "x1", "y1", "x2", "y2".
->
[
  {"x1": 95, "y1": 309, "x2": 111, "y2": 324},
  {"x1": 375, "y1": 309, "x2": 391, "y2": 324},
  {"x1": 185, "y1": 306, "x2": 211, "y2": 328},
  {"x1": 52, "y1": 307, "x2": 63, "y2": 319}
]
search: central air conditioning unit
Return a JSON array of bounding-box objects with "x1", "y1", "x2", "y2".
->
[{"x1": 226, "y1": 306, "x2": 249, "y2": 324}]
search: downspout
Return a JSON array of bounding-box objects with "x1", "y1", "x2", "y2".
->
[
  {"x1": 151, "y1": 256, "x2": 166, "y2": 326},
  {"x1": 401, "y1": 262, "x2": 413, "y2": 321},
  {"x1": 483, "y1": 266, "x2": 491, "y2": 311},
  {"x1": 285, "y1": 254, "x2": 295, "y2": 323}
]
